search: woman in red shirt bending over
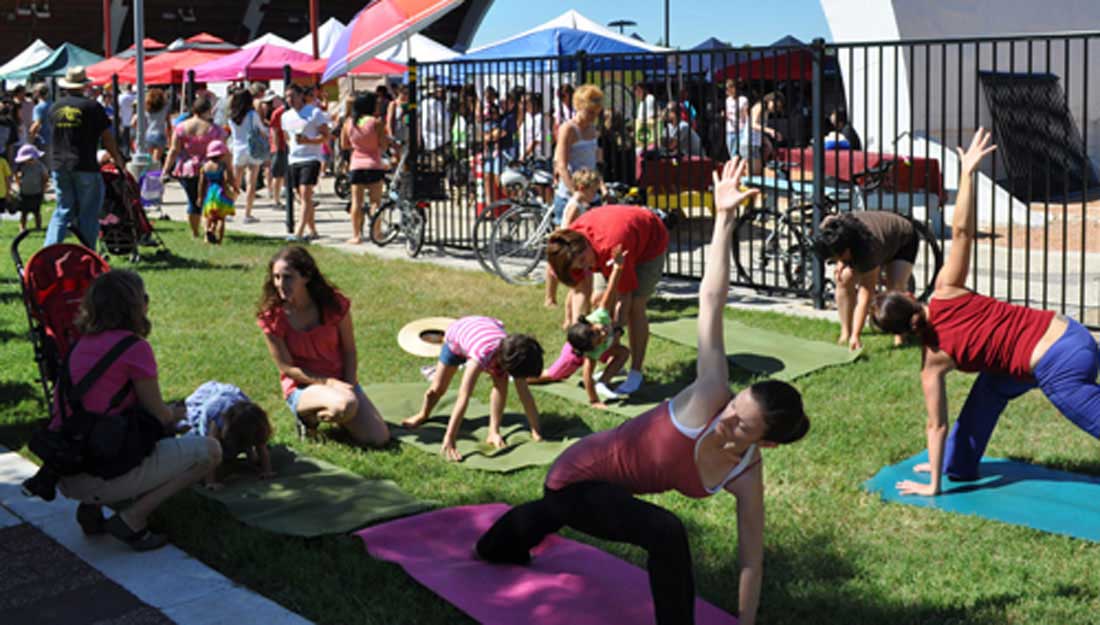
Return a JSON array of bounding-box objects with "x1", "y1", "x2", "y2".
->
[
  {"x1": 257, "y1": 246, "x2": 390, "y2": 446},
  {"x1": 477, "y1": 159, "x2": 809, "y2": 625},
  {"x1": 871, "y1": 128, "x2": 1100, "y2": 496}
]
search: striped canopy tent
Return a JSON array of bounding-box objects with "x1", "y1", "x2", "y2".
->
[
  {"x1": 4, "y1": 43, "x2": 102, "y2": 82},
  {"x1": 322, "y1": 0, "x2": 464, "y2": 83}
]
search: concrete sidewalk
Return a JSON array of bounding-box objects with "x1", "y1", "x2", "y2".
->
[{"x1": 0, "y1": 446, "x2": 313, "y2": 625}]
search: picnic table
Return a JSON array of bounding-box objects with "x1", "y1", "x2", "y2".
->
[{"x1": 776, "y1": 148, "x2": 945, "y2": 201}]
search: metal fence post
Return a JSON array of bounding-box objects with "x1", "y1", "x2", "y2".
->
[
  {"x1": 811, "y1": 37, "x2": 826, "y2": 309},
  {"x1": 111, "y1": 74, "x2": 121, "y2": 148},
  {"x1": 408, "y1": 58, "x2": 418, "y2": 197},
  {"x1": 283, "y1": 64, "x2": 294, "y2": 235},
  {"x1": 574, "y1": 50, "x2": 587, "y2": 86}
]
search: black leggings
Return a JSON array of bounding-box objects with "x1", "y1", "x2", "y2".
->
[{"x1": 476, "y1": 481, "x2": 695, "y2": 625}]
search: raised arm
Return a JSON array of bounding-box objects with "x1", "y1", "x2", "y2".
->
[
  {"x1": 936, "y1": 128, "x2": 996, "y2": 290},
  {"x1": 672, "y1": 158, "x2": 759, "y2": 417}
]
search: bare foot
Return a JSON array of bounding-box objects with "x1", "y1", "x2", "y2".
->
[
  {"x1": 441, "y1": 443, "x2": 463, "y2": 462},
  {"x1": 402, "y1": 414, "x2": 427, "y2": 428},
  {"x1": 347, "y1": 237, "x2": 362, "y2": 244},
  {"x1": 893, "y1": 335, "x2": 906, "y2": 347},
  {"x1": 837, "y1": 333, "x2": 850, "y2": 346},
  {"x1": 529, "y1": 430, "x2": 543, "y2": 442},
  {"x1": 544, "y1": 296, "x2": 557, "y2": 308},
  {"x1": 485, "y1": 432, "x2": 506, "y2": 449}
]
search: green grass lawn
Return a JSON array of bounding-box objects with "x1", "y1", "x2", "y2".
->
[{"x1": 2, "y1": 219, "x2": 1098, "y2": 625}]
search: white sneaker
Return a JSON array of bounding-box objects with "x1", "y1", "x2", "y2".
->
[
  {"x1": 613, "y1": 370, "x2": 644, "y2": 395},
  {"x1": 419, "y1": 364, "x2": 437, "y2": 382},
  {"x1": 595, "y1": 382, "x2": 623, "y2": 400}
]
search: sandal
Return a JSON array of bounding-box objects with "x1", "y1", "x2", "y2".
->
[
  {"x1": 106, "y1": 514, "x2": 168, "y2": 552},
  {"x1": 76, "y1": 504, "x2": 106, "y2": 536}
]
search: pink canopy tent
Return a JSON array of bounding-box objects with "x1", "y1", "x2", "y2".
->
[
  {"x1": 191, "y1": 44, "x2": 319, "y2": 81},
  {"x1": 302, "y1": 56, "x2": 407, "y2": 80}
]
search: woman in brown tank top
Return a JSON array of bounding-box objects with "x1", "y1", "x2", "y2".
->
[{"x1": 868, "y1": 129, "x2": 1099, "y2": 497}]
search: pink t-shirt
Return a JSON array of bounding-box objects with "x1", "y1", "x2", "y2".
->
[
  {"x1": 346, "y1": 117, "x2": 385, "y2": 171},
  {"x1": 445, "y1": 316, "x2": 507, "y2": 377},
  {"x1": 50, "y1": 330, "x2": 158, "y2": 429},
  {"x1": 257, "y1": 292, "x2": 351, "y2": 399},
  {"x1": 172, "y1": 123, "x2": 226, "y2": 178}
]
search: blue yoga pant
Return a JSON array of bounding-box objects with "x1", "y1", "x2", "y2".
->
[{"x1": 944, "y1": 319, "x2": 1100, "y2": 479}]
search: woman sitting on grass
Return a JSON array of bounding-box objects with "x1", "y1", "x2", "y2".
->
[
  {"x1": 870, "y1": 128, "x2": 1100, "y2": 496},
  {"x1": 402, "y1": 316, "x2": 544, "y2": 462},
  {"x1": 477, "y1": 158, "x2": 809, "y2": 625},
  {"x1": 257, "y1": 246, "x2": 390, "y2": 447},
  {"x1": 56, "y1": 271, "x2": 220, "y2": 551}
]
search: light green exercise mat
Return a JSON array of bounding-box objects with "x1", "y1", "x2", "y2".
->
[
  {"x1": 195, "y1": 445, "x2": 435, "y2": 537},
  {"x1": 649, "y1": 317, "x2": 860, "y2": 381},
  {"x1": 366, "y1": 382, "x2": 590, "y2": 472},
  {"x1": 532, "y1": 378, "x2": 673, "y2": 418}
]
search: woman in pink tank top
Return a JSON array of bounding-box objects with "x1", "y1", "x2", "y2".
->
[
  {"x1": 340, "y1": 93, "x2": 389, "y2": 244},
  {"x1": 476, "y1": 159, "x2": 810, "y2": 625},
  {"x1": 870, "y1": 129, "x2": 1100, "y2": 496}
]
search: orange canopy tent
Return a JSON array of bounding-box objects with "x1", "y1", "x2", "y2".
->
[{"x1": 116, "y1": 49, "x2": 232, "y2": 84}]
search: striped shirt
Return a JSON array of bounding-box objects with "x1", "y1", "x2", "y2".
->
[{"x1": 445, "y1": 316, "x2": 507, "y2": 376}]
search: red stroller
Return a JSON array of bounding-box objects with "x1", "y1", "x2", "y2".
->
[
  {"x1": 10, "y1": 229, "x2": 111, "y2": 406},
  {"x1": 99, "y1": 164, "x2": 167, "y2": 262}
]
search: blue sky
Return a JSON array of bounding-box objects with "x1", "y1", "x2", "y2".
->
[{"x1": 469, "y1": 1, "x2": 833, "y2": 49}]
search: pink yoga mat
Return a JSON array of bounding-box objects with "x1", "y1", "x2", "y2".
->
[{"x1": 356, "y1": 503, "x2": 739, "y2": 625}]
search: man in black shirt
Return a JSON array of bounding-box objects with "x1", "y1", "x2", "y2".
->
[{"x1": 44, "y1": 67, "x2": 125, "y2": 247}]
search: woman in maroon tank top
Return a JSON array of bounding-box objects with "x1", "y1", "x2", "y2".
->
[
  {"x1": 476, "y1": 159, "x2": 810, "y2": 625},
  {"x1": 870, "y1": 129, "x2": 1100, "y2": 496}
]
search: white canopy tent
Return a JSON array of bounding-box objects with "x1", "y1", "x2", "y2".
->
[
  {"x1": 380, "y1": 33, "x2": 459, "y2": 64},
  {"x1": 464, "y1": 9, "x2": 669, "y2": 55},
  {"x1": 293, "y1": 17, "x2": 345, "y2": 59},
  {"x1": 244, "y1": 33, "x2": 296, "y2": 50},
  {"x1": 0, "y1": 39, "x2": 54, "y2": 83}
]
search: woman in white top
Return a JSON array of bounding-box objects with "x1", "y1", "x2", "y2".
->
[
  {"x1": 226, "y1": 90, "x2": 265, "y2": 223},
  {"x1": 724, "y1": 80, "x2": 749, "y2": 159},
  {"x1": 519, "y1": 93, "x2": 552, "y2": 161}
]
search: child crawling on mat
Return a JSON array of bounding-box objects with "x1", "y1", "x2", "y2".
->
[
  {"x1": 528, "y1": 245, "x2": 631, "y2": 409},
  {"x1": 402, "y1": 316, "x2": 545, "y2": 462},
  {"x1": 183, "y1": 381, "x2": 273, "y2": 490}
]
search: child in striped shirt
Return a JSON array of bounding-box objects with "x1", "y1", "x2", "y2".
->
[{"x1": 403, "y1": 316, "x2": 545, "y2": 462}]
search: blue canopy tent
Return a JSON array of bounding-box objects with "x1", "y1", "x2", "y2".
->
[
  {"x1": 454, "y1": 27, "x2": 665, "y2": 72},
  {"x1": 675, "y1": 37, "x2": 735, "y2": 74}
]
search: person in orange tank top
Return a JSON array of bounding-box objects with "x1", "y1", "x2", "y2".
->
[
  {"x1": 475, "y1": 158, "x2": 809, "y2": 625},
  {"x1": 870, "y1": 128, "x2": 1100, "y2": 496}
]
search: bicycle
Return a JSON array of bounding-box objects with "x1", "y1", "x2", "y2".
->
[
  {"x1": 472, "y1": 157, "x2": 554, "y2": 275},
  {"x1": 486, "y1": 177, "x2": 644, "y2": 286},
  {"x1": 368, "y1": 148, "x2": 431, "y2": 258},
  {"x1": 733, "y1": 160, "x2": 943, "y2": 301}
]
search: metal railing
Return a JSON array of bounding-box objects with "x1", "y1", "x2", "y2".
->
[{"x1": 408, "y1": 32, "x2": 1100, "y2": 328}]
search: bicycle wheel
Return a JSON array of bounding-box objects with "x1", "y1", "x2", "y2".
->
[
  {"x1": 731, "y1": 208, "x2": 814, "y2": 295},
  {"x1": 489, "y1": 204, "x2": 549, "y2": 285},
  {"x1": 404, "y1": 205, "x2": 427, "y2": 258},
  {"x1": 334, "y1": 173, "x2": 350, "y2": 200},
  {"x1": 472, "y1": 199, "x2": 512, "y2": 274},
  {"x1": 369, "y1": 199, "x2": 401, "y2": 246},
  {"x1": 910, "y1": 220, "x2": 944, "y2": 302}
]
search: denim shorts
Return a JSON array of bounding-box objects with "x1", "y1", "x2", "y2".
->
[
  {"x1": 287, "y1": 382, "x2": 365, "y2": 416},
  {"x1": 439, "y1": 342, "x2": 468, "y2": 367}
]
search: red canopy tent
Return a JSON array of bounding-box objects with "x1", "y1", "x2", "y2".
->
[
  {"x1": 117, "y1": 49, "x2": 233, "y2": 84},
  {"x1": 713, "y1": 48, "x2": 812, "y2": 82},
  {"x1": 86, "y1": 38, "x2": 169, "y2": 84}
]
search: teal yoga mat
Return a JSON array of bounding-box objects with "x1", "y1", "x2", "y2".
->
[
  {"x1": 366, "y1": 383, "x2": 590, "y2": 472},
  {"x1": 649, "y1": 317, "x2": 860, "y2": 381},
  {"x1": 864, "y1": 450, "x2": 1100, "y2": 542}
]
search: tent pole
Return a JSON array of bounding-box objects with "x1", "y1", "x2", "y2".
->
[
  {"x1": 310, "y1": 0, "x2": 320, "y2": 59},
  {"x1": 132, "y1": 0, "x2": 149, "y2": 176},
  {"x1": 103, "y1": 0, "x2": 112, "y2": 57}
]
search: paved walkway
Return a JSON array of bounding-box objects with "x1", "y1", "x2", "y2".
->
[{"x1": 0, "y1": 446, "x2": 313, "y2": 625}]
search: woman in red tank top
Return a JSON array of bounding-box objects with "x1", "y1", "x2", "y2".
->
[
  {"x1": 476, "y1": 159, "x2": 810, "y2": 625},
  {"x1": 870, "y1": 129, "x2": 1100, "y2": 496}
]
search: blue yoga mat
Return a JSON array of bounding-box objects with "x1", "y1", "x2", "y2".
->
[{"x1": 864, "y1": 450, "x2": 1100, "y2": 542}]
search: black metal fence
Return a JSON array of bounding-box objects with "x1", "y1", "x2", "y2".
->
[{"x1": 409, "y1": 32, "x2": 1100, "y2": 327}]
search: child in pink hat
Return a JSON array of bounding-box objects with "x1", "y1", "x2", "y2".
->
[
  {"x1": 14, "y1": 144, "x2": 47, "y2": 232},
  {"x1": 198, "y1": 140, "x2": 237, "y2": 244}
]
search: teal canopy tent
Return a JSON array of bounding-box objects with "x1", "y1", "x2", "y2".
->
[{"x1": 3, "y1": 43, "x2": 103, "y2": 82}]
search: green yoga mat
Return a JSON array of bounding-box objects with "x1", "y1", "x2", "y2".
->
[
  {"x1": 366, "y1": 383, "x2": 589, "y2": 472},
  {"x1": 649, "y1": 317, "x2": 860, "y2": 381},
  {"x1": 195, "y1": 445, "x2": 434, "y2": 538},
  {"x1": 532, "y1": 378, "x2": 673, "y2": 418}
]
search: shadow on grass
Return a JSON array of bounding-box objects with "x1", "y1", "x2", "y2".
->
[
  {"x1": 695, "y1": 529, "x2": 1020, "y2": 625},
  {"x1": 129, "y1": 250, "x2": 252, "y2": 272},
  {"x1": 0, "y1": 327, "x2": 26, "y2": 342},
  {"x1": 647, "y1": 298, "x2": 697, "y2": 323},
  {"x1": 0, "y1": 417, "x2": 41, "y2": 452}
]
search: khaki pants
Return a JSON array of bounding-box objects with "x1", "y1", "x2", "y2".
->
[{"x1": 59, "y1": 437, "x2": 216, "y2": 505}]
